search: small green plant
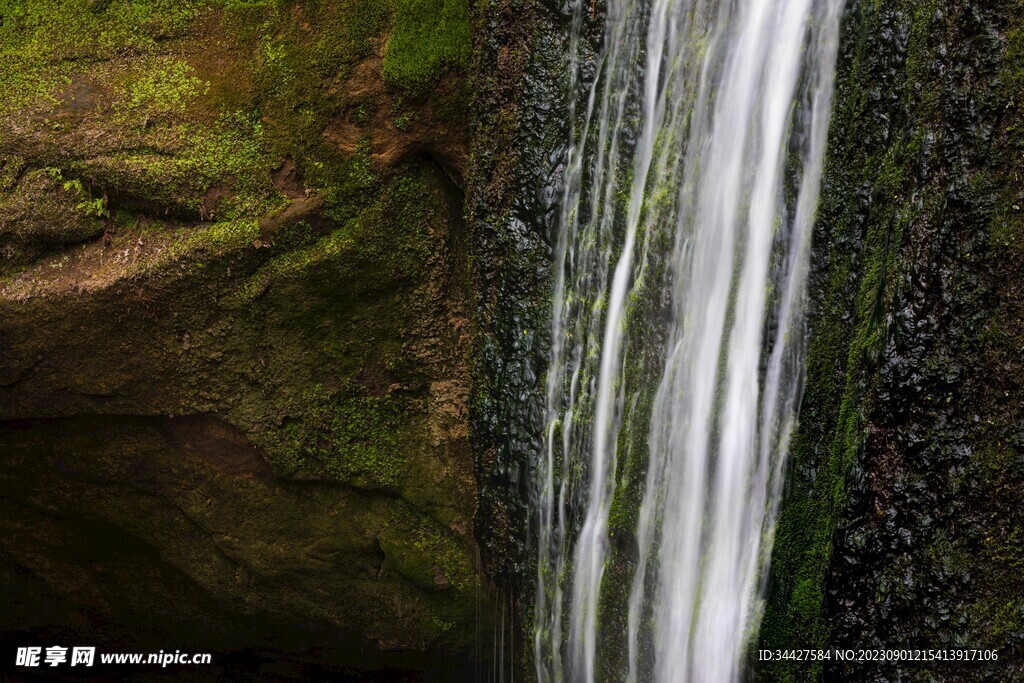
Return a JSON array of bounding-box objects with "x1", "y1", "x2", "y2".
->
[
  {"x1": 61, "y1": 178, "x2": 109, "y2": 218},
  {"x1": 393, "y1": 111, "x2": 413, "y2": 131},
  {"x1": 391, "y1": 98, "x2": 417, "y2": 131},
  {"x1": 351, "y1": 103, "x2": 371, "y2": 127},
  {"x1": 79, "y1": 195, "x2": 108, "y2": 218}
]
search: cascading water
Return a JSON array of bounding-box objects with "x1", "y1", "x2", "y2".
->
[{"x1": 533, "y1": 0, "x2": 844, "y2": 681}]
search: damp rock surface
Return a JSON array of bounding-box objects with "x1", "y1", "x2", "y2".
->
[{"x1": 761, "y1": 0, "x2": 1024, "y2": 680}]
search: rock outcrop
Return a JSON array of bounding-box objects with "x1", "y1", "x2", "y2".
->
[{"x1": 0, "y1": 1, "x2": 485, "y2": 678}]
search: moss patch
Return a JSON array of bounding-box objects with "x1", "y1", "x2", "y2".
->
[{"x1": 383, "y1": 0, "x2": 471, "y2": 95}]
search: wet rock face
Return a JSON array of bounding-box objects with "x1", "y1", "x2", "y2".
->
[
  {"x1": 762, "y1": 0, "x2": 1024, "y2": 679},
  {"x1": 462, "y1": 1, "x2": 596, "y2": 674},
  {"x1": 824, "y1": 0, "x2": 1024, "y2": 675},
  {"x1": 0, "y1": 1, "x2": 484, "y2": 678}
]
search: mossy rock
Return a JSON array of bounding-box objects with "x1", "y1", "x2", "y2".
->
[
  {"x1": 0, "y1": 0, "x2": 486, "y2": 678},
  {"x1": 0, "y1": 168, "x2": 106, "y2": 267}
]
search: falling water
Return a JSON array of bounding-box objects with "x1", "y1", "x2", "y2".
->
[{"x1": 534, "y1": 0, "x2": 844, "y2": 681}]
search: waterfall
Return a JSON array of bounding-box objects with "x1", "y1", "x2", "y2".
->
[{"x1": 533, "y1": 0, "x2": 844, "y2": 680}]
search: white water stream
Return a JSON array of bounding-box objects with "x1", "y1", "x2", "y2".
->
[{"x1": 534, "y1": 0, "x2": 844, "y2": 680}]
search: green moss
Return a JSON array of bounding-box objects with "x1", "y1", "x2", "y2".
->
[
  {"x1": 380, "y1": 501, "x2": 478, "y2": 593},
  {"x1": 347, "y1": 138, "x2": 377, "y2": 191},
  {"x1": 0, "y1": 0, "x2": 404, "y2": 228},
  {"x1": 0, "y1": 0, "x2": 208, "y2": 116},
  {"x1": 117, "y1": 58, "x2": 209, "y2": 123},
  {"x1": 969, "y1": 598, "x2": 1024, "y2": 648},
  {"x1": 232, "y1": 0, "x2": 391, "y2": 157},
  {"x1": 0, "y1": 53, "x2": 69, "y2": 116},
  {"x1": 382, "y1": 0, "x2": 471, "y2": 94},
  {"x1": 989, "y1": 23, "x2": 1024, "y2": 255},
  {"x1": 67, "y1": 112, "x2": 276, "y2": 220},
  {"x1": 259, "y1": 383, "x2": 407, "y2": 490},
  {"x1": 0, "y1": 1, "x2": 202, "y2": 66},
  {"x1": 228, "y1": 224, "x2": 353, "y2": 304}
]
